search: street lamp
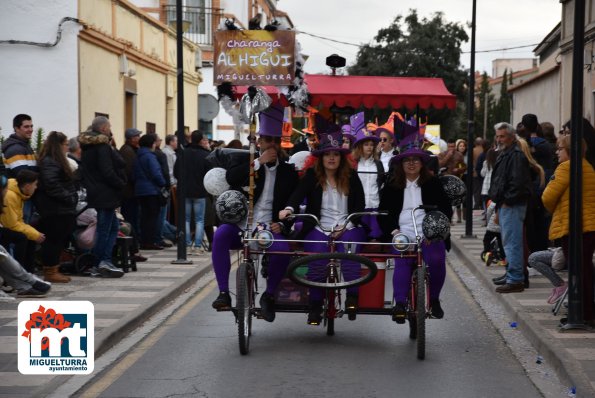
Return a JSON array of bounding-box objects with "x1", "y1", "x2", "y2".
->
[
  {"x1": 172, "y1": 0, "x2": 192, "y2": 265},
  {"x1": 564, "y1": 0, "x2": 588, "y2": 330},
  {"x1": 463, "y1": 0, "x2": 477, "y2": 239}
]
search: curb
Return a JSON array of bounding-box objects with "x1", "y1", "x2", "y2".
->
[
  {"x1": 94, "y1": 263, "x2": 213, "y2": 357},
  {"x1": 450, "y1": 235, "x2": 595, "y2": 397}
]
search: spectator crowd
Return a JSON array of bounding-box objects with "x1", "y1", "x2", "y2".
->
[{"x1": 0, "y1": 110, "x2": 593, "y2": 327}]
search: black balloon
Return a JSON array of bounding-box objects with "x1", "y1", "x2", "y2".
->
[
  {"x1": 216, "y1": 190, "x2": 248, "y2": 224},
  {"x1": 422, "y1": 211, "x2": 450, "y2": 242},
  {"x1": 439, "y1": 175, "x2": 466, "y2": 206}
]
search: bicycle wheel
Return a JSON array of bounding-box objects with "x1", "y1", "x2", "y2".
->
[
  {"x1": 287, "y1": 253, "x2": 377, "y2": 289},
  {"x1": 236, "y1": 262, "x2": 252, "y2": 355},
  {"x1": 415, "y1": 266, "x2": 427, "y2": 360}
]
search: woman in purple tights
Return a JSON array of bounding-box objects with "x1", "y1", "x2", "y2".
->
[
  {"x1": 378, "y1": 146, "x2": 452, "y2": 323},
  {"x1": 279, "y1": 115, "x2": 365, "y2": 325}
]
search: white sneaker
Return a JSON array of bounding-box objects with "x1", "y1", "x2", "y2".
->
[{"x1": 97, "y1": 261, "x2": 124, "y2": 278}]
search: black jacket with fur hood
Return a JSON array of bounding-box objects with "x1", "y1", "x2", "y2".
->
[{"x1": 79, "y1": 131, "x2": 126, "y2": 209}]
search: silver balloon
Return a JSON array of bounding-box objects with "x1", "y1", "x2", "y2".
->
[
  {"x1": 239, "y1": 93, "x2": 253, "y2": 124},
  {"x1": 251, "y1": 87, "x2": 272, "y2": 114},
  {"x1": 239, "y1": 87, "x2": 272, "y2": 124}
]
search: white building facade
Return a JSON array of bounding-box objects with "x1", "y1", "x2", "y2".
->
[{"x1": 0, "y1": 0, "x2": 81, "y2": 137}]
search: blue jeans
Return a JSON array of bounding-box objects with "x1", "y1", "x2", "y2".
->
[
  {"x1": 185, "y1": 198, "x2": 206, "y2": 247},
  {"x1": 157, "y1": 204, "x2": 167, "y2": 242},
  {"x1": 92, "y1": 208, "x2": 120, "y2": 265},
  {"x1": 499, "y1": 204, "x2": 526, "y2": 284}
]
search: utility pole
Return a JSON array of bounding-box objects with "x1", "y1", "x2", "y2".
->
[{"x1": 563, "y1": 0, "x2": 589, "y2": 330}]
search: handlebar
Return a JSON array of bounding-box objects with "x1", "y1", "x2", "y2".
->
[
  {"x1": 287, "y1": 211, "x2": 387, "y2": 234},
  {"x1": 411, "y1": 205, "x2": 436, "y2": 239}
]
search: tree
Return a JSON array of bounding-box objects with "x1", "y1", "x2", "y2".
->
[
  {"x1": 348, "y1": 9, "x2": 469, "y2": 138},
  {"x1": 33, "y1": 127, "x2": 44, "y2": 154},
  {"x1": 475, "y1": 72, "x2": 495, "y2": 141},
  {"x1": 493, "y1": 69, "x2": 511, "y2": 124}
]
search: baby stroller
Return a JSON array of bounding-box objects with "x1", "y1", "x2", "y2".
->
[
  {"x1": 480, "y1": 235, "x2": 507, "y2": 267},
  {"x1": 59, "y1": 189, "x2": 97, "y2": 276}
]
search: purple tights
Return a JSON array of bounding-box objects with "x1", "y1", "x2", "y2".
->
[
  {"x1": 391, "y1": 240, "x2": 446, "y2": 303},
  {"x1": 211, "y1": 223, "x2": 289, "y2": 295}
]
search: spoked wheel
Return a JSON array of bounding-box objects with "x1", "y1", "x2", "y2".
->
[
  {"x1": 236, "y1": 262, "x2": 253, "y2": 355},
  {"x1": 415, "y1": 266, "x2": 427, "y2": 360},
  {"x1": 287, "y1": 253, "x2": 377, "y2": 289}
]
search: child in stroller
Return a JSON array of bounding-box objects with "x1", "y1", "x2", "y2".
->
[{"x1": 480, "y1": 200, "x2": 507, "y2": 267}]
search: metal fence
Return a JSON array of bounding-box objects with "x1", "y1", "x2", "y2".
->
[{"x1": 163, "y1": 5, "x2": 223, "y2": 47}]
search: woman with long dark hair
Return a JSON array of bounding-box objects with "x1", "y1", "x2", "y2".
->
[
  {"x1": 280, "y1": 116, "x2": 366, "y2": 325},
  {"x1": 35, "y1": 131, "x2": 78, "y2": 283},
  {"x1": 378, "y1": 146, "x2": 453, "y2": 322}
]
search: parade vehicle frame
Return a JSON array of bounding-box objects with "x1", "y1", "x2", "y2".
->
[{"x1": 217, "y1": 205, "x2": 439, "y2": 360}]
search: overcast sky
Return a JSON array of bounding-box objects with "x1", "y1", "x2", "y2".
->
[{"x1": 277, "y1": 0, "x2": 562, "y2": 77}]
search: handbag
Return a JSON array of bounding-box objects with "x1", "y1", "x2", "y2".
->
[{"x1": 77, "y1": 221, "x2": 97, "y2": 250}]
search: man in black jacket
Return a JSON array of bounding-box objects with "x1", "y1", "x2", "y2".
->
[
  {"x1": 211, "y1": 104, "x2": 299, "y2": 322},
  {"x1": 174, "y1": 130, "x2": 212, "y2": 254},
  {"x1": 79, "y1": 116, "x2": 125, "y2": 278},
  {"x1": 119, "y1": 128, "x2": 141, "y2": 235},
  {"x1": 489, "y1": 122, "x2": 532, "y2": 293}
]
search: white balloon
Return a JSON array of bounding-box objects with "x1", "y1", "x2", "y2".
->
[
  {"x1": 203, "y1": 167, "x2": 230, "y2": 196},
  {"x1": 288, "y1": 150, "x2": 311, "y2": 171}
]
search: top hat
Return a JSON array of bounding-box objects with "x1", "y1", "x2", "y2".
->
[{"x1": 258, "y1": 104, "x2": 284, "y2": 137}]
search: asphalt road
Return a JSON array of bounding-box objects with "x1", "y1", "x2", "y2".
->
[{"x1": 74, "y1": 268, "x2": 544, "y2": 398}]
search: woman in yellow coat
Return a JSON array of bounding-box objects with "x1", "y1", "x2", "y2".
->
[{"x1": 542, "y1": 135, "x2": 595, "y2": 322}]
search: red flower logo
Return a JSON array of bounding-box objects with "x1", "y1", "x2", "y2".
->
[{"x1": 22, "y1": 305, "x2": 72, "y2": 350}]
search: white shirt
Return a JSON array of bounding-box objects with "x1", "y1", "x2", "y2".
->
[
  {"x1": 357, "y1": 157, "x2": 380, "y2": 209},
  {"x1": 162, "y1": 145, "x2": 177, "y2": 185},
  {"x1": 380, "y1": 150, "x2": 393, "y2": 173},
  {"x1": 251, "y1": 160, "x2": 277, "y2": 230},
  {"x1": 319, "y1": 181, "x2": 349, "y2": 232},
  {"x1": 398, "y1": 177, "x2": 426, "y2": 240}
]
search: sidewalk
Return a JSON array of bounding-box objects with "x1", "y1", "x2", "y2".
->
[
  {"x1": 0, "y1": 248, "x2": 212, "y2": 398},
  {"x1": 449, "y1": 212, "x2": 595, "y2": 397}
]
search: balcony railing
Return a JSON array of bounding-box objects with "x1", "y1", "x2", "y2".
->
[{"x1": 164, "y1": 5, "x2": 224, "y2": 47}]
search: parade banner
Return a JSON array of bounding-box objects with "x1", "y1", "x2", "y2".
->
[{"x1": 214, "y1": 30, "x2": 295, "y2": 86}]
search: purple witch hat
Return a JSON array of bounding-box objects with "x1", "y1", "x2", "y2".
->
[
  {"x1": 351, "y1": 112, "x2": 378, "y2": 146},
  {"x1": 392, "y1": 120, "x2": 430, "y2": 164},
  {"x1": 258, "y1": 103, "x2": 284, "y2": 137},
  {"x1": 312, "y1": 114, "x2": 350, "y2": 156}
]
